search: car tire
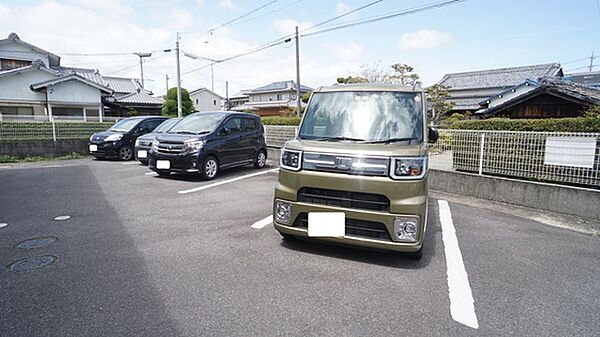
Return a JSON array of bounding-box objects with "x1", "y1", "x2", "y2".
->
[
  {"x1": 117, "y1": 145, "x2": 133, "y2": 161},
  {"x1": 254, "y1": 150, "x2": 267, "y2": 169},
  {"x1": 201, "y1": 156, "x2": 219, "y2": 180},
  {"x1": 409, "y1": 246, "x2": 423, "y2": 260},
  {"x1": 139, "y1": 160, "x2": 148, "y2": 165},
  {"x1": 157, "y1": 171, "x2": 170, "y2": 177}
]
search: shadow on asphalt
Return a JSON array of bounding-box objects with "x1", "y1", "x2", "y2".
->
[
  {"x1": 151, "y1": 164, "x2": 276, "y2": 182},
  {"x1": 0, "y1": 165, "x2": 182, "y2": 337},
  {"x1": 277, "y1": 201, "x2": 441, "y2": 270}
]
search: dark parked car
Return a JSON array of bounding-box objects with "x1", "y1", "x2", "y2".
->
[
  {"x1": 148, "y1": 111, "x2": 267, "y2": 179},
  {"x1": 135, "y1": 118, "x2": 182, "y2": 164},
  {"x1": 89, "y1": 116, "x2": 167, "y2": 160}
]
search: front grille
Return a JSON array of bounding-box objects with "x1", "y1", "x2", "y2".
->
[
  {"x1": 298, "y1": 187, "x2": 390, "y2": 212},
  {"x1": 156, "y1": 142, "x2": 184, "y2": 154},
  {"x1": 293, "y1": 213, "x2": 392, "y2": 241},
  {"x1": 139, "y1": 140, "x2": 153, "y2": 147}
]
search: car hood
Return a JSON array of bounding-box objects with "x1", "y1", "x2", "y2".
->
[
  {"x1": 91, "y1": 130, "x2": 125, "y2": 141},
  {"x1": 282, "y1": 138, "x2": 428, "y2": 157},
  {"x1": 155, "y1": 133, "x2": 207, "y2": 143},
  {"x1": 137, "y1": 132, "x2": 159, "y2": 141}
]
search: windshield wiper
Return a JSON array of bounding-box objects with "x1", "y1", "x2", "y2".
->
[
  {"x1": 364, "y1": 137, "x2": 419, "y2": 144},
  {"x1": 174, "y1": 130, "x2": 198, "y2": 135},
  {"x1": 196, "y1": 130, "x2": 211, "y2": 135},
  {"x1": 110, "y1": 129, "x2": 128, "y2": 132},
  {"x1": 317, "y1": 136, "x2": 366, "y2": 142}
]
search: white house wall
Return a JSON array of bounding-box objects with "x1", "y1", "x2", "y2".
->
[
  {"x1": 0, "y1": 41, "x2": 51, "y2": 67},
  {"x1": 48, "y1": 80, "x2": 102, "y2": 105},
  {"x1": 191, "y1": 90, "x2": 223, "y2": 112},
  {"x1": 0, "y1": 69, "x2": 54, "y2": 103}
]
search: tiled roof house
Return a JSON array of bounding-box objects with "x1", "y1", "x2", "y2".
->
[{"x1": 437, "y1": 63, "x2": 564, "y2": 113}]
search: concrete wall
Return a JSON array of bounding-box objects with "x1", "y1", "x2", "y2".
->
[
  {"x1": 48, "y1": 80, "x2": 102, "y2": 105},
  {"x1": 0, "y1": 139, "x2": 88, "y2": 158}
]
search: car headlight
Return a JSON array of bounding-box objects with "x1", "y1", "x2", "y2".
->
[
  {"x1": 393, "y1": 216, "x2": 419, "y2": 242},
  {"x1": 105, "y1": 134, "x2": 123, "y2": 142},
  {"x1": 183, "y1": 140, "x2": 205, "y2": 152},
  {"x1": 280, "y1": 148, "x2": 302, "y2": 171},
  {"x1": 89, "y1": 134, "x2": 95, "y2": 141},
  {"x1": 151, "y1": 140, "x2": 159, "y2": 151},
  {"x1": 389, "y1": 156, "x2": 427, "y2": 180},
  {"x1": 135, "y1": 138, "x2": 140, "y2": 147}
]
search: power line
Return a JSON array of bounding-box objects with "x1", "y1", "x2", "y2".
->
[
  {"x1": 233, "y1": 0, "x2": 306, "y2": 26},
  {"x1": 301, "y1": 0, "x2": 466, "y2": 38}
]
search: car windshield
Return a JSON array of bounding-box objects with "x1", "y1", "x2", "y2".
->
[
  {"x1": 153, "y1": 118, "x2": 181, "y2": 133},
  {"x1": 299, "y1": 91, "x2": 424, "y2": 143},
  {"x1": 108, "y1": 118, "x2": 140, "y2": 132},
  {"x1": 168, "y1": 113, "x2": 226, "y2": 134}
]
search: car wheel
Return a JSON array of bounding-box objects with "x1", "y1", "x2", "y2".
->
[
  {"x1": 139, "y1": 160, "x2": 148, "y2": 165},
  {"x1": 254, "y1": 150, "x2": 267, "y2": 169},
  {"x1": 201, "y1": 156, "x2": 219, "y2": 180},
  {"x1": 278, "y1": 231, "x2": 296, "y2": 241},
  {"x1": 117, "y1": 145, "x2": 133, "y2": 161}
]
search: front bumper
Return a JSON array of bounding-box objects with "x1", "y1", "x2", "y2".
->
[
  {"x1": 134, "y1": 145, "x2": 151, "y2": 162},
  {"x1": 273, "y1": 169, "x2": 428, "y2": 252},
  {"x1": 148, "y1": 149, "x2": 203, "y2": 174},
  {"x1": 88, "y1": 141, "x2": 119, "y2": 158}
]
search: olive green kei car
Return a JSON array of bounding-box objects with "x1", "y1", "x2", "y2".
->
[{"x1": 273, "y1": 84, "x2": 438, "y2": 259}]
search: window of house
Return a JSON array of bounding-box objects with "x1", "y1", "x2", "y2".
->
[
  {"x1": 0, "y1": 58, "x2": 32, "y2": 70},
  {"x1": 213, "y1": 100, "x2": 216, "y2": 106},
  {"x1": 53, "y1": 107, "x2": 83, "y2": 116},
  {"x1": 0, "y1": 106, "x2": 34, "y2": 115},
  {"x1": 196, "y1": 99, "x2": 199, "y2": 104}
]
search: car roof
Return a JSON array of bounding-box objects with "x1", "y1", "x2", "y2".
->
[
  {"x1": 190, "y1": 111, "x2": 259, "y2": 118},
  {"x1": 124, "y1": 116, "x2": 168, "y2": 120},
  {"x1": 315, "y1": 83, "x2": 423, "y2": 93}
]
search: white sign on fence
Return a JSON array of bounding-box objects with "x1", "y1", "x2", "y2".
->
[{"x1": 544, "y1": 136, "x2": 597, "y2": 168}]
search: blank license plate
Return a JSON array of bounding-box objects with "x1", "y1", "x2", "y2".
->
[
  {"x1": 137, "y1": 150, "x2": 147, "y2": 159},
  {"x1": 89, "y1": 144, "x2": 97, "y2": 152},
  {"x1": 156, "y1": 160, "x2": 170, "y2": 170},
  {"x1": 308, "y1": 212, "x2": 345, "y2": 237}
]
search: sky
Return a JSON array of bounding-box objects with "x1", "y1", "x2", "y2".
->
[{"x1": 1, "y1": 0, "x2": 599, "y2": 97}]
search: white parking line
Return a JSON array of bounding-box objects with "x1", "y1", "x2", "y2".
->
[
  {"x1": 0, "y1": 166, "x2": 11, "y2": 169},
  {"x1": 438, "y1": 200, "x2": 479, "y2": 329},
  {"x1": 145, "y1": 172, "x2": 158, "y2": 176},
  {"x1": 178, "y1": 168, "x2": 279, "y2": 195},
  {"x1": 251, "y1": 215, "x2": 273, "y2": 229},
  {"x1": 42, "y1": 164, "x2": 63, "y2": 168},
  {"x1": 122, "y1": 162, "x2": 139, "y2": 166}
]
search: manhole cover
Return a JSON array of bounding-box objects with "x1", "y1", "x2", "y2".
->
[
  {"x1": 0, "y1": 223, "x2": 7, "y2": 228},
  {"x1": 54, "y1": 215, "x2": 70, "y2": 221},
  {"x1": 8, "y1": 255, "x2": 57, "y2": 272},
  {"x1": 15, "y1": 236, "x2": 58, "y2": 250}
]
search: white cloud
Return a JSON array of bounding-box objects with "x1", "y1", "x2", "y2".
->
[
  {"x1": 169, "y1": 9, "x2": 194, "y2": 30},
  {"x1": 66, "y1": 0, "x2": 131, "y2": 16},
  {"x1": 216, "y1": 0, "x2": 236, "y2": 10},
  {"x1": 324, "y1": 42, "x2": 365, "y2": 62},
  {"x1": 398, "y1": 29, "x2": 453, "y2": 50},
  {"x1": 335, "y1": 2, "x2": 355, "y2": 21},
  {"x1": 196, "y1": 0, "x2": 204, "y2": 7},
  {"x1": 0, "y1": 3, "x2": 10, "y2": 18},
  {"x1": 271, "y1": 18, "x2": 313, "y2": 35}
]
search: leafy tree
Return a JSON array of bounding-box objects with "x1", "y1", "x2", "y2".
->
[
  {"x1": 426, "y1": 83, "x2": 454, "y2": 125},
  {"x1": 389, "y1": 63, "x2": 421, "y2": 86},
  {"x1": 336, "y1": 76, "x2": 368, "y2": 84},
  {"x1": 581, "y1": 105, "x2": 600, "y2": 118},
  {"x1": 162, "y1": 87, "x2": 194, "y2": 117},
  {"x1": 301, "y1": 91, "x2": 312, "y2": 103}
]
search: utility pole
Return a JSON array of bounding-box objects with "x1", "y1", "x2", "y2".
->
[
  {"x1": 294, "y1": 26, "x2": 301, "y2": 117},
  {"x1": 211, "y1": 64, "x2": 215, "y2": 92},
  {"x1": 225, "y1": 80, "x2": 229, "y2": 111},
  {"x1": 165, "y1": 74, "x2": 169, "y2": 94},
  {"x1": 590, "y1": 51, "x2": 596, "y2": 72},
  {"x1": 176, "y1": 32, "x2": 182, "y2": 118},
  {"x1": 134, "y1": 52, "x2": 152, "y2": 88}
]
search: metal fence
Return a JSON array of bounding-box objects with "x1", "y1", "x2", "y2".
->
[
  {"x1": 429, "y1": 129, "x2": 600, "y2": 188},
  {"x1": 0, "y1": 118, "x2": 113, "y2": 142},
  {"x1": 0, "y1": 114, "x2": 120, "y2": 123}
]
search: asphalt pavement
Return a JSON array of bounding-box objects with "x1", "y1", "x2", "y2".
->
[{"x1": 0, "y1": 158, "x2": 598, "y2": 336}]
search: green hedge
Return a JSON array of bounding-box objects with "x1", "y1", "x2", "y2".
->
[
  {"x1": 261, "y1": 116, "x2": 301, "y2": 126},
  {"x1": 449, "y1": 118, "x2": 600, "y2": 133}
]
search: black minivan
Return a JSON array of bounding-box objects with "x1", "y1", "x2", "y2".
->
[
  {"x1": 89, "y1": 116, "x2": 167, "y2": 160},
  {"x1": 148, "y1": 111, "x2": 267, "y2": 179}
]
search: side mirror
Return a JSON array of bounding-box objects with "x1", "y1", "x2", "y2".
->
[
  {"x1": 218, "y1": 127, "x2": 230, "y2": 136},
  {"x1": 428, "y1": 127, "x2": 439, "y2": 144}
]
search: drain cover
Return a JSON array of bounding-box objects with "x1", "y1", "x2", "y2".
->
[
  {"x1": 54, "y1": 215, "x2": 70, "y2": 221},
  {"x1": 0, "y1": 223, "x2": 7, "y2": 228},
  {"x1": 8, "y1": 255, "x2": 57, "y2": 272},
  {"x1": 15, "y1": 236, "x2": 58, "y2": 250}
]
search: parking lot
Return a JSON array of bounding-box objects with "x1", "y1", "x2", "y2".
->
[{"x1": 1, "y1": 158, "x2": 599, "y2": 337}]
